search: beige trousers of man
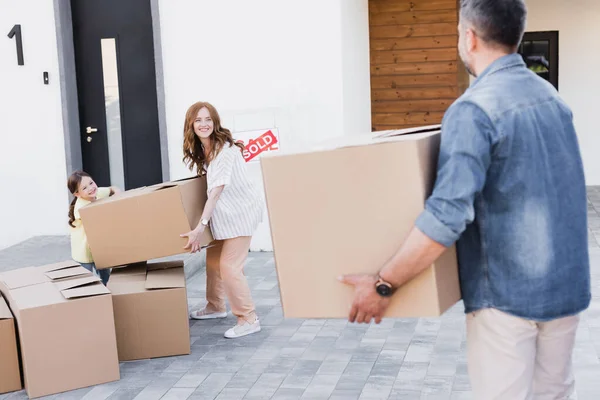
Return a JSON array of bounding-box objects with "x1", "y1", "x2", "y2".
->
[
  {"x1": 205, "y1": 237, "x2": 257, "y2": 323},
  {"x1": 467, "y1": 308, "x2": 579, "y2": 400}
]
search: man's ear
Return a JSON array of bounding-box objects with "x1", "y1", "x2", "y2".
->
[{"x1": 466, "y1": 27, "x2": 478, "y2": 53}]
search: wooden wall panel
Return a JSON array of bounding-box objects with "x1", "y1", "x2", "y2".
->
[{"x1": 369, "y1": 0, "x2": 469, "y2": 130}]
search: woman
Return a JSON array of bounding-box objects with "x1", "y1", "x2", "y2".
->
[{"x1": 181, "y1": 101, "x2": 263, "y2": 339}]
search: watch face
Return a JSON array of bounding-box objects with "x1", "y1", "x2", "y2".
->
[{"x1": 376, "y1": 283, "x2": 392, "y2": 297}]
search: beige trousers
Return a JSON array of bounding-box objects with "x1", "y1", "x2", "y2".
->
[
  {"x1": 205, "y1": 237, "x2": 257, "y2": 323},
  {"x1": 467, "y1": 308, "x2": 579, "y2": 400}
]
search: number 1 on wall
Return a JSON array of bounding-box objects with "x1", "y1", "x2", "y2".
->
[{"x1": 7, "y1": 24, "x2": 24, "y2": 66}]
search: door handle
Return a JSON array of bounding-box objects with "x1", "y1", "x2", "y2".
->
[{"x1": 86, "y1": 126, "x2": 98, "y2": 134}]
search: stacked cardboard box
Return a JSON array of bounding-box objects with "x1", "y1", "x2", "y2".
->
[
  {"x1": 260, "y1": 125, "x2": 461, "y2": 318},
  {"x1": 0, "y1": 261, "x2": 120, "y2": 398},
  {"x1": 79, "y1": 176, "x2": 213, "y2": 361},
  {"x1": 0, "y1": 294, "x2": 21, "y2": 395},
  {"x1": 108, "y1": 261, "x2": 190, "y2": 361}
]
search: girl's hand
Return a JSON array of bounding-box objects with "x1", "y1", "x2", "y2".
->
[{"x1": 181, "y1": 226, "x2": 205, "y2": 253}]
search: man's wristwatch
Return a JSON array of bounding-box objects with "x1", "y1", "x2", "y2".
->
[
  {"x1": 375, "y1": 275, "x2": 395, "y2": 297},
  {"x1": 201, "y1": 218, "x2": 209, "y2": 227}
]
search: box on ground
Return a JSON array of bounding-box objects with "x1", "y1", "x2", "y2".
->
[
  {"x1": 260, "y1": 125, "x2": 461, "y2": 318},
  {"x1": 79, "y1": 176, "x2": 214, "y2": 269},
  {"x1": 0, "y1": 294, "x2": 21, "y2": 395},
  {"x1": 0, "y1": 261, "x2": 120, "y2": 399},
  {"x1": 108, "y1": 261, "x2": 190, "y2": 361}
]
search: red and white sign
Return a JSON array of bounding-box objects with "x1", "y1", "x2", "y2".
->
[{"x1": 234, "y1": 128, "x2": 280, "y2": 162}]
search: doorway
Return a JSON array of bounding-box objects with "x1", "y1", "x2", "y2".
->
[{"x1": 71, "y1": 0, "x2": 163, "y2": 189}]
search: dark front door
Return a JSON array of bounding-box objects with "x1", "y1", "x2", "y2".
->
[{"x1": 71, "y1": 0, "x2": 162, "y2": 189}]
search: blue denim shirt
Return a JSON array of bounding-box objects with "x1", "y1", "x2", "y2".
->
[{"x1": 415, "y1": 53, "x2": 591, "y2": 321}]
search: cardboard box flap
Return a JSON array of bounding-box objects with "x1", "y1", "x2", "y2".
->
[
  {"x1": 108, "y1": 280, "x2": 147, "y2": 295},
  {"x1": 0, "y1": 295, "x2": 13, "y2": 319},
  {"x1": 0, "y1": 267, "x2": 46, "y2": 290},
  {"x1": 153, "y1": 183, "x2": 178, "y2": 191},
  {"x1": 146, "y1": 266, "x2": 185, "y2": 290},
  {"x1": 147, "y1": 261, "x2": 184, "y2": 271},
  {"x1": 45, "y1": 266, "x2": 92, "y2": 281},
  {"x1": 373, "y1": 124, "x2": 441, "y2": 139},
  {"x1": 61, "y1": 283, "x2": 110, "y2": 299},
  {"x1": 54, "y1": 275, "x2": 101, "y2": 291},
  {"x1": 151, "y1": 176, "x2": 197, "y2": 188},
  {"x1": 111, "y1": 263, "x2": 148, "y2": 278},
  {"x1": 147, "y1": 176, "x2": 197, "y2": 191},
  {"x1": 173, "y1": 176, "x2": 199, "y2": 184},
  {"x1": 39, "y1": 260, "x2": 82, "y2": 273},
  {"x1": 153, "y1": 177, "x2": 202, "y2": 192},
  {"x1": 57, "y1": 275, "x2": 111, "y2": 299}
]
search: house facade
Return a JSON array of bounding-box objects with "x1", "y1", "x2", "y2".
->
[{"x1": 1, "y1": 0, "x2": 597, "y2": 250}]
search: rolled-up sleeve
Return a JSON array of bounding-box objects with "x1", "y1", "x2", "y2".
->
[
  {"x1": 415, "y1": 101, "x2": 495, "y2": 247},
  {"x1": 207, "y1": 146, "x2": 236, "y2": 192}
]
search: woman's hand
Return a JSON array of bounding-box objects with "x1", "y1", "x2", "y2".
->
[{"x1": 181, "y1": 226, "x2": 205, "y2": 253}]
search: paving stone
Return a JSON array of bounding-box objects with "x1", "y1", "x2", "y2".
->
[{"x1": 1, "y1": 188, "x2": 600, "y2": 399}]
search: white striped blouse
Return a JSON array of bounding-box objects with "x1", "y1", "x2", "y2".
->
[{"x1": 206, "y1": 143, "x2": 264, "y2": 240}]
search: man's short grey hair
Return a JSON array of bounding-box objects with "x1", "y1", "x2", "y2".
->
[{"x1": 460, "y1": 0, "x2": 527, "y2": 50}]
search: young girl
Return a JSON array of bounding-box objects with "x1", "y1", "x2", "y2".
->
[
  {"x1": 68, "y1": 170, "x2": 120, "y2": 286},
  {"x1": 181, "y1": 101, "x2": 264, "y2": 339}
]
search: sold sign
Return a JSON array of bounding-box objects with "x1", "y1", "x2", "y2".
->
[{"x1": 235, "y1": 129, "x2": 280, "y2": 162}]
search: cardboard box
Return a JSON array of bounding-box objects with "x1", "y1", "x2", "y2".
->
[
  {"x1": 0, "y1": 294, "x2": 21, "y2": 395},
  {"x1": 260, "y1": 125, "x2": 461, "y2": 318},
  {"x1": 0, "y1": 261, "x2": 120, "y2": 398},
  {"x1": 108, "y1": 261, "x2": 190, "y2": 361},
  {"x1": 79, "y1": 176, "x2": 214, "y2": 269}
]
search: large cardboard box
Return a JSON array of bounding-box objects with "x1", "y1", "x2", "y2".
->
[
  {"x1": 260, "y1": 126, "x2": 461, "y2": 318},
  {"x1": 79, "y1": 176, "x2": 214, "y2": 269},
  {"x1": 0, "y1": 295, "x2": 21, "y2": 395},
  {"x1": 0, "y1": 261, "x2": 120, "y2": 398},
  {"x1": 108, "y1": 261, "x2": 190, "y2": 361}
]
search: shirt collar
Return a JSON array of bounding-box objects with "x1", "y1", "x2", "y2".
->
[{"x1": 470, "y1": 53, "x2": 526, "y2": 89}]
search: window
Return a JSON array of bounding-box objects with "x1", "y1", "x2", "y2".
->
[{"x1": 518, "y1": 31, "x2": 559, "y2": 90}]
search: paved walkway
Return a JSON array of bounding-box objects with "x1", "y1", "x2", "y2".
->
[{"x1": 1, "y1": 188, "x2": 600, "y2": 399}]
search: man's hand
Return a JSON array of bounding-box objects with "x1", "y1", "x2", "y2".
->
[{"x1": 338, "y1": 274, "x2": 391, "y2": 324}]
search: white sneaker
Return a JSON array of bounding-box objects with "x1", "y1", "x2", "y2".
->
[
  {"x1": 224, "y1": 319, "x2": 261, "y2": 339},
  {"x1": 189, "y1": 308, "x2": 227, "y2": 320}
]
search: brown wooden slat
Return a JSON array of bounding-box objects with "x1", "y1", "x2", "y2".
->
[
  {"x1": 372, "y1": 99, "x2": 454, "y2": 113},
  {"x1": 371, "y1": 61, "x2": 458, "y2": 76},
  {"x1": 369, "y1": 0, "x2": 457, "y2": 14},
  {"x1": 371, "y1": 73, "x2": 458, "y2": 89},
  {"x1": 370, "y1": 22, "x2": 457, "y2": 39},
  {"x1": 372, "y1": 111, "x2": 446, "y2": 125},
  {"x1": 372, "y1": 87, "x2": 458, "y2": 101},
  {"x1": 369, "y1": 9, "x2": 457, "y2": 26},
  {"x1": 368, "y1": 2, "x2": 461, "y2": 132},
  {"x1": 371, "y1": 48, "x2": 457, "y2": 64},
  {"x1": 370, "y1": 35, "x2": 457, "y2": 51}
]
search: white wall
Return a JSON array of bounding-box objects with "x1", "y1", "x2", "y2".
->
[
  {"x1": 158, "y1": 0, "x2": 372, "y2": 250},
  {"x1": 341, "y1": 0, "x2": 372, "y2": 134},
  {"x1": 0, "y1": 0, "x2": 372, "y2": 251},
  {"x1": 525, "y1": 0, "x2": 600, "y2": 184},
  {"x1": 0, "y1": 1, "x2": 68, "y2": 249}
]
